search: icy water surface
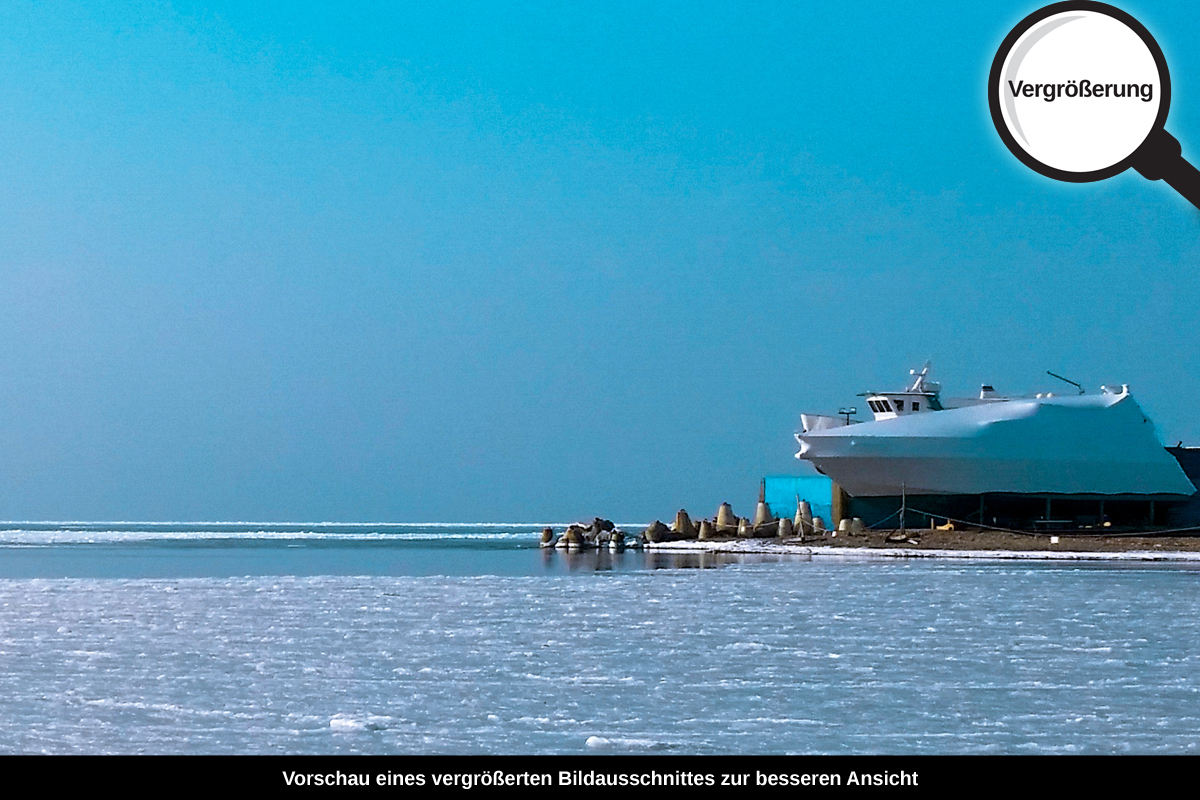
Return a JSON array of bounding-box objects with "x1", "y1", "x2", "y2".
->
[{"x1": 1, "y1": 523, "x2": 1198, "y2": 753}]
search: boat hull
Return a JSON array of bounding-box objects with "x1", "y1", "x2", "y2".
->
[{"x1": 797, "y1": 392, "x2": 1196, "y2": 498}]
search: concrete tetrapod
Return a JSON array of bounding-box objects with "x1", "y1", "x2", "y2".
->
[
  {"x1": 716, "y1": 502, "x2": 739, "y2": 534},
  {"x1": 796, "y1": 500, "x2": 814, "y2": 537},
  {"x1": 672, "y1": 509, "x2": 697, "y2": 539}
]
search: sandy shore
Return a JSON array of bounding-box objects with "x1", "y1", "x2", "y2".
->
[{"x1": 644, "y1": 528, "x2": 1200, "y2": 562}]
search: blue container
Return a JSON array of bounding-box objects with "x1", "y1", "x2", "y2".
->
[{"x1": 763, "y1": 474, "x2": 833, "y2": 524}]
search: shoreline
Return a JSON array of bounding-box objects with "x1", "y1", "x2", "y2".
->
[{"x1": 643, "y1": 529, "x2": 1200, "y2": 562}]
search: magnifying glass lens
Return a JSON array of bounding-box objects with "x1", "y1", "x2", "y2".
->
[{"x1": 992, "y1": 5, "x2": 1168, "y2": 181}]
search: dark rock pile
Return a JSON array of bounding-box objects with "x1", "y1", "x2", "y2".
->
[{"x1": 540, "y1": 518, "x2": 629, "y2": 549}]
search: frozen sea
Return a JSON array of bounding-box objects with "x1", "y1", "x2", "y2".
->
[{"x1": 1, "y1": 522, "x2": 1199, "y2": 755}]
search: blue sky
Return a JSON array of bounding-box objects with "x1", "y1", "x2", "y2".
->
[{"x1": 1, "y1": 1, "x2": 1199, "y2": 521}]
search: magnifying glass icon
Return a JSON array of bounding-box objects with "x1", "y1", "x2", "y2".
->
[{"x1": 989, "y1": 2, "x2": 1200, "y2": 209}]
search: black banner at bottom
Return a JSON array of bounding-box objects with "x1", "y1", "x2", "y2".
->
[{"x1": 2, "y1": 753, "x2": 1184, "y2": 792}]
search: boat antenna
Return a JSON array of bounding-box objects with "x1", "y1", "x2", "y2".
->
[
  {"x1": 1046, "y1": 371, "x2": 1085, "y2": 395},
  {"x1": 908, "y1": 361, "x2": 932, "y2": 392}
]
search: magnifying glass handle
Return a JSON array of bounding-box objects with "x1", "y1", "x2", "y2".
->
[{"x1": 1132, "y1": 129, "x2": 1200, "y2": 211}]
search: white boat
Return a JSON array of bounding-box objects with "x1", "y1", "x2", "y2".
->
[{"x1": 795, "y1": 365, "x2": 1196, "y2": 498}]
